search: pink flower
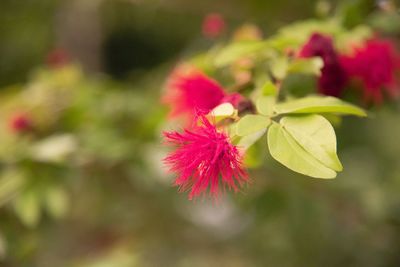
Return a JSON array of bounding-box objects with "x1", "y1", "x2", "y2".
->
[
  {"x1": 163, "y1": 65, "x2": 243, "y2": 123},
  {"x1": 46, "y1": 48, "x2": 70, "y2": 68},
  {"x1": 163, "y1": 116, "x2": 248, "y2": 200},
  {"x1": 202, "y1": 13, "x2": 226, "y2": 39},
  {"x1": 340, "y1": 39, "x2": 400, "y2": 104},
  {"x1": 299, "y1": 33, "x2": 348, "y2": 97},
  {"x1": 9, "y1": 113, "x2": 31, "y2": 133},
  {"x1": 221, "y1": 92, "x2": 244, "y2": 107}
]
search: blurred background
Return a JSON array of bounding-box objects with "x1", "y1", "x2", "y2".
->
[{"x1": 1, "y1": 0, "x2": 400, "y2": 266}]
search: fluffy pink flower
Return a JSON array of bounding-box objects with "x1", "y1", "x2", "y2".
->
[
  {"x1": 299, "y1": 33, "x2": 348, "y2": 97},
  {"x1": 163, "y1": 65, "x2": 242, "y2": 123},
  {"x1": 9, "y1": 113, "x2": 31, "y2": 133},
  {"x1": 340, "y1": 39, "x2": 400, "y2": 104},
  {"x1": 202, "y1": 13, "x2": 226, "y2": 39},
  {"x1": 163, "y1": 116, "x2": 248, "y2": 200}
]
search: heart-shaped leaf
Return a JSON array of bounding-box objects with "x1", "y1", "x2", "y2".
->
[
  {"x1": 267, "y1": 122, "x2": 337, "y2": 178},
  {"x1": 280, "y1": 115, "x2": 342, "y2": 171}
]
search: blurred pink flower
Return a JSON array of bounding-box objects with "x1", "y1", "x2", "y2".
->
[
  {"x1": 163, "y1": 116, "x2": 248, "y2": 200},
  {"x1": 340, "y1": 39, "x2": 400, "y2": 104},
  {"x1": 163, "y1": 65, "x2": 243, "y2": 123},
  {"x1": 202, "y1": 13, "x2": 226, "y2": 38},
  {"x1": 46, "y1": 48, "x2": 70, "y2": 68},
  {"x1": 221, "y1": 92, "x2": 244, "y2": 107},
  {"x1": 9, "y1": 113, "x2": 31, "y2": 133},
  {"x1": 299, "y1": 33, "x2": 348, "y2": 97}
]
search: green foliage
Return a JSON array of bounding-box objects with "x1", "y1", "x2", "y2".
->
[
  {"x1": 268, "y1": 122, "x2": 337, "y2": 178},
  {"x1": 236, "y1": 129, "x2": 266, "y2": 150},
  {"x1": 236, "y1": 115, "x2": 271, "y2": 136},
  {"x1": 274, "y1": 95, "x2": 367, "y2": 116},
  {"x1": 1, "y1": 1, "x2": 395, "y2": 265},
  {"x1": 256, "y1": 96, "x2": 276, "y2": 116},
  {"x1": 233, "y1": 91, "x2": 365, "y2": 177},
  {"x1": 287, "y1": 57, "x2": 324, "y2": 76},
  {"x1": 280, "y1": 115, "x2": 342, "y2": 172},
  {"x1": 260, "y1": 81, "x2": 278, "y2": 97},
  {"x1": 204, "y1": 15, "x2": 369, "y2": 178},
  {"x1": 13, "y1": 191, "x2": 41, "y2": 228},
  {"x1": 44, "y1": 186, "x2": 68, "y2": 219},
  {"x1": 209, "y1": 103, "x2": 237, "y2": 122},
  {"x1": 214, "y1": 41, "x2": 270, "y2": 67}
]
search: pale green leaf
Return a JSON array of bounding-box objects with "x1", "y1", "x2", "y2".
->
[
  {"x1": 236, "y1": 115, "x2": 271, "y2": 137},
  {"x1": 209, "y1": 103, "x2": 236, "y2": 122},
  {"x1": 45, "y1": 186, "x2": 69, "y2": 219},
  {"x1": 270, "y1": 57, "x2": 288, "y2": 80},
  {"x1": 261, "y1": 81, "x2": 278, "y2": 96},
  {"x1": 237, "y1": 129, "x2": 266, "y2": 150},
  {"x1": 256, "y1": 96, "x2": 276, "y2": 116},
  {"x1": 288, "y1": 57, "x2": 324, "y2": 76},
  {"x1": 280, "y1": 115, "x2": 342, "y2": 171},
  {"x1": 0, "y1": 169, "x2": 24, "y2": 206},
  {"x1": 274, "y1": 95, "x2": 367, "y2": 116},
  {"x1": 267, "y1": 122, "x2": 337, "y2": 178},
  {"x1": 30, "y1": 134, "x2": 78, "y2": 163},
  {"x1": 14, "y1": 191, "x2": 40, "y2": 228},
  {"x1": 214, "y1": 41, "x2": 269, "y2": 67}
]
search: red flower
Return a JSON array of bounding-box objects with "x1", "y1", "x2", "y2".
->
[
  {"x1": 163, "y1": 116, "x2": 248, "y2": 200},
  {"x1": 46, "y1": 48, "x2": 70, "y2": 68},
  {"x1": 163, "y1": 65, "x2": 242, "y2": 123},
  {"x1": 202, "y1": 13, "x2": 226, "y2": 39},
  {"x1": 340, "y1": 39, "x2": 400, "y2": 104},
  {"x1": 9, "y1": 113, "x2": 31, "y2": 133},
  {"x1": 221, "y1": 92, "x2": 244, "y2": 107},
  {"x1": 299, "y1": 33, "x2": 348, "y2": 97}
]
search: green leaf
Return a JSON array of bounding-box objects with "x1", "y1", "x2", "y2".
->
[
  {"x1": 256, "y1": 96, "x2": 276, "y2": 116},
  {"x1": 237, "y1": 129, "x2": 266, "y2": 150},
  {"x1": 288, "y1": 57, "x2": 324, "y2": 76},
  {"x1": 30, "y1": 134, "x2": 78, "y2": 163},
  {"x1": 274, "y1": 95, "x2": 367, "y2": 117},
  {"x1": 236, "y1": 115, "x2": 271, "y2": 137},
  {"x1": 0, "y1": 169, "x2": 24, "y2": 207},
  {"x1": 209, "y1": 103, "x2": 236, "y2": 122},
  {"x1": 270, "y1": 57, "x2": 288, "y2": 80},
  {"x1": 267, "y1": 122, "x2": 337, "y2": 178},
  {"x1": 260, "y1": 80, "x2": 278, "y2": 96},
  {"x1": 14, "y1": 191, "x2": 41, "y2": 228},
  {"x1": 45, "y1": 186, "x2": 69, "y2": 219},
  {"x1": 280, "y1": 115, "x2": 342, "y2": 171},
  {"x1": 214, "y1": 41, "x2": 268, "y2": 67}
]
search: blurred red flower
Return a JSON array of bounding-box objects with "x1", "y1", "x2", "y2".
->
[
  {"x1": 299, "y1": 33, "x2": 348, "y2": 97},
  {"x1": 46, "y1": 48, "x2": 70, "y2": 68},
  {"x1": 202, "y1": 13, "x2": 226, "y2": 39},
  {"x1": 340, "y1": 39, "x2": 400, "y2": 104},
  {"x1": 9, "y1": 113, "x2": 31, "y2": 133},
  {"x1": 163, "y1": 116, "x2": 248, "y2": 200},
  {"x1": 163, "y1": 65, "x2": 243, "y2": 124}
]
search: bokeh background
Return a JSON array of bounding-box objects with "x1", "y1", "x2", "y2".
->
[{"x1": 1, "y1": 0, "x2": 400, "y2": 266}]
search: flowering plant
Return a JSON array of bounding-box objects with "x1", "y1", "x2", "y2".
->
[
  {"x1": 0, "y1": 61, "x2": 157, "y2": 227},
  {"x1": 162, "y1": 16, "x2": 400, "y2": 200}
]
